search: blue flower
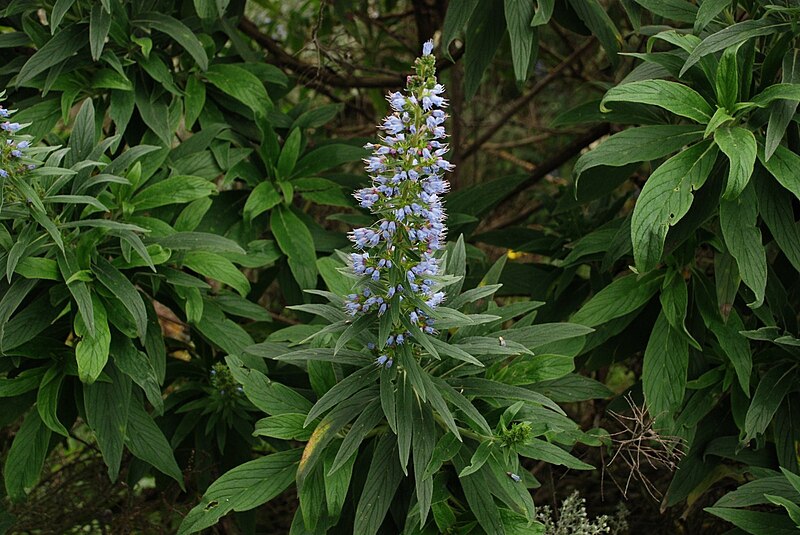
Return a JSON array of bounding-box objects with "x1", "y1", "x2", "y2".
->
[{"x1": 345, "y1": 42, "x2": 453, "y2": 362}]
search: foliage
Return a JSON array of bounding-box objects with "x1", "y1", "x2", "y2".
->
[
  {"x1": 1, "y1": 0, "x2": 800, "y2": 534},
  {"x1": 179, "y1": 44, "x2": 605, "y2": 535}
]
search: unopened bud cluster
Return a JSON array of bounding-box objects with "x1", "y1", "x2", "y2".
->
[{"x1": 344, "y1": 41, "x2": 453, "y2": 368}]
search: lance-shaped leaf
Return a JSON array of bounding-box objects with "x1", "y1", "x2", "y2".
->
[
  {"x1": 631, "y1": 141, "x2": 718, "y2": 272},
  {"x1": 601, "y1": 80, "x2": 713, "y2": 123}
]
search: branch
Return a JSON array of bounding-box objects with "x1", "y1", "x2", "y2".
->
[
  {"x1": 460, "y1": 39, "x2": 596, "y2": 160},
  {"x1": 238, "y1": 17, "x2": 462, "y2": 89},
  {"x1": 479, "y1": 123, "x2": 611, "y2": 231}
]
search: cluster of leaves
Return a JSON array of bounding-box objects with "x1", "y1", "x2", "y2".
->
[
  {"x1": 0, "y1": 1, "x2": 616, "y2": 533},
  {"x1": 180, "y1": 242, "x2": 610, "y2": 534},
  {"x1": 0, "y1": 0, "x2": 367, "y2": 522},
  {"x1": 456, "y1": 0, "x2": 800, "y2": 532},
  {"x1": 3, "y1": 0, "x2": 800, "y2": 533}
]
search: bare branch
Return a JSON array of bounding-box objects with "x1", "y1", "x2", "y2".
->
[
  {"x1": 238, "y1": 16, "x2": 462, "y2": 89},
  {"x1": 460, "y1": 38, "x2": 597, "y2": 160}
]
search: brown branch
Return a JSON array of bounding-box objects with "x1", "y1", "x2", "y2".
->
[
  {"x1": 238, "y1": 16, "x2": 463, "y2": 89},
  {"x1": 460, "y1": 39, "x2": 596, "y2": 160},
  {"x1": 485, "y1": 148, "x2": 536, "y2": 173},
  {"x1": 479, "y1": 123, "x2": 611, "y2": 231}
]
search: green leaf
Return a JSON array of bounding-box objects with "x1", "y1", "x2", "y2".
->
[
  {"x1": 568, "y1": 0, "x2": 621, "y2": 66},
  {"x1": 760, "y1": 144, "x2": 800, "y2": 201},
  {"x1": 36, "y1": 367, "x2": 68, "y2": 436},
  {"x1": 51, "y1": 0, "x2": 77, "y2": 33},
  {"x1": 518, "y1": 438, "x2": 594, "y2": 469},
  {"x1": 84, "y1": 364, "x2": 131, "y2": 481},
  {"x1": 253, "y1": 413, "x2": 314, "y2": 441},
  {"x1": 492, "y1": 323, "x2": 592, "y2": 354},
  {"x1": 74, "y1": 295, "x2": 111, "y2": 384},
  {"x1": 324, "y1": 444, "x2": 355, "y2": 521},
  {"x1": 755, "y1": 169, "x2": 800, "y2": 272},
  {"x1": 681, "y1": 18, "x2": 786, "y2": 76},
  {"x1": 642, "y1": 311, "x2": 688, "y2": 423},
  {"x1": 184, "y1": 76, "x2": 206, "y2": 129},
  {"x1": 137, "y1": 14, "x2": 208, "y2": 71},
  {"x1": 329, "y1": 400, "x2": 383, "y2": 474},
  {"x1": 293, "y1": 144, "x2": 368, "y2": 177},
  {"x1": 204, "y1": 63, "x2": 271, "y2": 117},
  {"x1": 709, "y1": 311, "x2": 751, "y2": 395},
  {"x1": 766, "y1": 52, "x2": 800, "y2": 161},
  {"x1": 157, "y1": 232, "x2": 245, "y2": 255},
  {"x1": 412, "y1": 401, "x2": 436, "y2": 527},
  {"x1": 532, "y1": 374, "x2": 612, "y2": 403},
  {"x1": 531, "y1": 0, "x2": 554, "y2": 26},
  {"x1": 660, "y1": 269, "x2": 700, "y2": 349},
  {"x1": 125, "y1": 400, "x2": 184, "y2": 487},
  {"x1": 453, "y1": 449, "x2": 504, "y2": 535},
  {"x1": 112, "y1": 338, "x2": 164, "y2": 415},
  {"x1": 16, "y1": 25, "x2": 85, "y2": 86},
  {"x1": 704, "y1": 507, "x2": 799, "y2": 535},
  {"x1": 178, "y1": 449, "x2": 301, "y2": 534},
  {"x1": 243, "y1": 181, "x2": 281, "y2": 222},
  {"x1": 720, "y1": 183, "x2": 766, "y2": 308},
  {"x1": 765, "y1": 494, "x2": 800, "y2": 526},
  {"x1": 782, "y1": 468, "x2": 800, "y2": 495},
  {"x1": 632, "y1": 0, "x2": 697, "y2": 23},
  {"x1": 132, "y1": 175, "x2": 216, "y2": 210},
  {"x1": 89, "y1": 2, "x2": 111, "y2": 61},
  {"x1": 353, "y1": 434, "x2": 404, "y2": 535},
  {"x1": 305, "y1": 366, "x2": 376, "y2": 425},
  {"x1": 428, "y1": 337, "x2": 483, "y2": 367},
  {"x1": 291, "y1": 104, "x2": 342, "y2": 130},
  {"x1": 492, "y1": 354, "x2": 574, "y2": 384},
  {"x1": 434, "y1": 378, "x2": 493, "y2": 435},
  {"x1": 715, "y1": 475, "x2": 800, "y2": 508},
  {"x1": 3, "y1": 410, "x2": 51, "y2": 501},
  {"x1": 182, "y1": 251, "x2": 250, "y2": 297},
  {"x1": 703, "y1": 107, "x2": 734, "y2": 138},
  {"x1": 229, "y1": 359, "x2": 313, "y2": 415},
  {"x1": 573, "y1": 125, "x2": 703, "y2": 178},
  {"x1": 14, "y1": 257, "x2": 59, "y2": 281},
  {"x1": 695, "y1": 0, "x2": 730, "y2": 33},
  {"x1": 459, "y1": 441, "x2": 494, "y2": 477},
  {"x1": 715, "y1": 126, "x2": 756, "y2": 199},
  {"x1": 453, "y1": 377, "x2": 565, "y2": 415},
  {"x1": 631, "y1": 142, "x2": 718, "y2": 272},
  {"x1": 396, "y1": 373, "x2": 414, "y2": 474},
  {"x1": 463, "y1": 0, "x2": 506, "y2": 100},
  {"x1": 316, "y1": 256, "x2": 353, "y2": 297},
  {"x1": 93, "y1": 256, "x2": 147, "y2": 339},
  {"x1": 572, "y1": 272, "x2": 662, "y2": 327},
  {"x1": 715, "y1": 45, "x2": 740, "y2": 111},
  {"x1": 504, "y1": 0, "x2": 537, "y2": 83},
  {"x1": 601, "y1": 80, "x2": 713, "y2": 123},
  {"x1": 424, "y1": 432, "x2": 462, "y2": 479},
  {"x1": 134, "y1": 89, "x2": 171, "y2": 146},
  {"x1": 744, "y1": 365, "x2": 795, "y2": 441},
  {"x1": 270, "y1": 205, "x2": 318, "y2": 290},
  {"x1": 277, "y1": 128, "x2": 302, "y2": 179},
  {"x1": 442, "y1": 0, "x2": 479, "y2": 54}
]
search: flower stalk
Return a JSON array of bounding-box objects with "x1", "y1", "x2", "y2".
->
[{"x1": 344, "y1": 41, "x2": 453, "y2": 368}]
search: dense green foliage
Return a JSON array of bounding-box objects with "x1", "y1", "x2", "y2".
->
[{"x1": 1, "y1": 0, "x2": 800, "y2": 534}]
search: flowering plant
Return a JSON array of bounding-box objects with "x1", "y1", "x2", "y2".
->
[
  {"x1": 346, "y1": 40, "x2": 452, "y2": 368},
  {"x1": 0, "y1": 92, "x2": 35, "y2": 200},
  {"x1": 181, "y1": 43, "x2": 605, "y2": 535}
]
